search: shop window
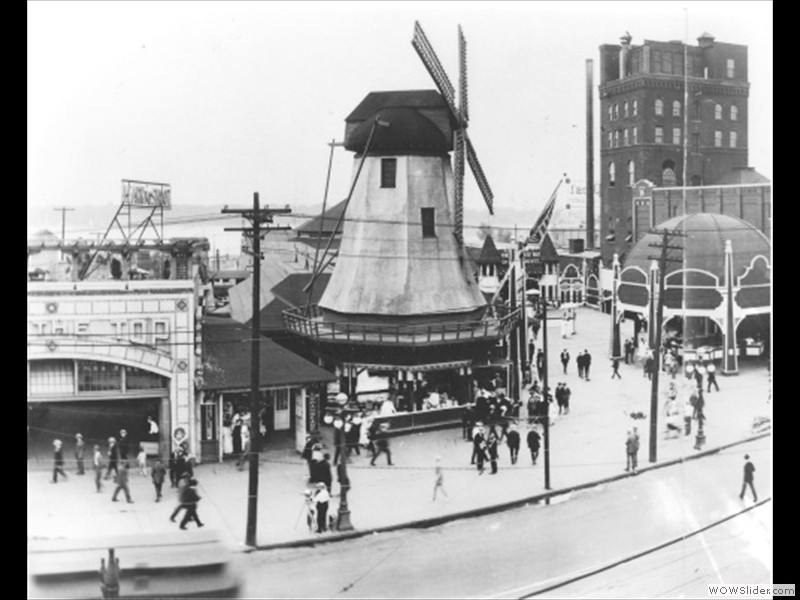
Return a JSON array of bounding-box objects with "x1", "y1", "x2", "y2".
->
[
  {"x1": 655, "y1": 99, "x2": 664, "y2": 116},
  {"x1": 29, "y1": 359, "x2": 75, "y2": 395},
  {"x1": 421, "y1": 208, "x2": 436, "y2": 238},
  {"x1": 380, "y1": 158, "x2": 397, "y2": 188},
  {"x1": 78, "y1": 361, "x2": 122, "y2": 392}
]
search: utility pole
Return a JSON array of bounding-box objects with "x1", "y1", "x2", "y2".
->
[
  {"x1": 222, "y1": 194, "x2": 291, "y2": 547},
  {"x1": 646, "y1": 227, "x2": 685, "y2": 463},
  {"x1": 53, "y1": 206, "x2": 74, "y2": 259}
]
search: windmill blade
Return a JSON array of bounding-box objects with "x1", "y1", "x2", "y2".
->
[
  {"x1": 465, "y1": 135, "x2": 494, "y2": 214},
  {"x1": 412, "y1": 21, "x2": 459, "y2": 119},
  {"x1": 453, "y1": 129, "x2": 465, "y2": 244},
  {"x1": 527, "y1": 179, "x2": 562, "y2": 244},
  {"x1": 458, "y1": 25, "x2": 468, "y2": 125}
]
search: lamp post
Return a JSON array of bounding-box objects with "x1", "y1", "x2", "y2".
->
[{"x1": 325, "y1": 393, "x2": 354, "y2": 531}]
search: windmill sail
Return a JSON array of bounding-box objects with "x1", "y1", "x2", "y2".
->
[{"x1": 527, "y1": 180, "x2": 561, "y2": 244}]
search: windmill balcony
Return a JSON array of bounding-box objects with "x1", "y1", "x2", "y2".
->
[{"x1": 283, "y1": 305, "x2": 520, "y2": 347}]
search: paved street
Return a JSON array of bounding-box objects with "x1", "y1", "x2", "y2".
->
[
  {"x1": 28, "y1": 307, "x2": 771, "y2": 554},
  {"x1": 235, "y1": 440, "x2": 771, "y2": 599}
]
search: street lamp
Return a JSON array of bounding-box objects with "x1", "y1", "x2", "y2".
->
[{"x1": 324, "y1": 393, "x2": 354, "y2": 532}]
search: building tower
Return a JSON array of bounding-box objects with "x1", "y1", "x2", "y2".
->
[{"x1": 598, "y1": 32, "x2": 749, "y2": 263}]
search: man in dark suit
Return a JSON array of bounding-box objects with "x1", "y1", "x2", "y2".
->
[
  {"x1": 739, "y1": 455, "x2": 757, "y2": 502},
  {"x1": 526, "y1": 426, "x2": 541, "y2": 465},
  {"x1": 560, "y1": 349, "x2": 570, "y2": 375},
  {"x1": 583, "y1": 350, "x2": 592, "y2": 380}
]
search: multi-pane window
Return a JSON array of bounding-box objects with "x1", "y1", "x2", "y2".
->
[
  {"x1": 78, "y1": 361, "x2": 122, "y2": 392},
  {"x1": 632, "y1": 99, "x2": 638, "y2": 116},
  {"x1": 125, "y1": 366, "x2": 168, "y2": 390},
  {"x1": 623, "y1": 101, "x2": 629, "y2": 118},
  {"x1": 608, "y1": 162, "x2": 616, "y2": 187},
  {"x1": 623, "y1": 129, "x2": 629, "y2": 146},
  {"x1": 627, "y1": 160, "x2": 635, "y2": 186},
  {"x1": 662, "y1": 162, "x2": 677, "y2": 186},
  {"x1": 714, "y1": 131, "x2": 723, "y2": 147},
  {"x1": 655, "y1": 127, "x2": 664, "y2": 144},
  {"x1": 714, "y1": 104, "x2": 723, "y2": 120},
  {"x1": 632, "y1": 127, "x2": 638, "y2": 144},
  {"x1": 380, "y1": 158, "x2": 397, "y2": 188},
  {"x1": 726, "y1": 58, "x2": 735, "y2": 78},
  {"x1": 29, "y1": 360, "x2": 74, "y2": 395},
  {"x1": 608, "y1": 105, "x2": 613, "y2": 121},
  {"x1": 614, "y1": 130, "x2": 620, "y2": 147},
  {"x1": 730, "y1": 131, "x2": 738, "y2": 148},
  {"x1": 655, "y1": 99, "x2": 664, "y2": 116},
  {"x1": 672, "y1": 100, "x2": 681, "y2": 117},
  {"x1": 421, "y1": 208, "x2": 436, "y2": 238},
  {"x1": 672, "y1": 127, "x2": 681, "y2": 146},
  {"x1": 614, "y1": 104, "x2": 619, "y2": 120},
  {"x1": 730, "y1": 105, "x2": 738, "y2": 121},
  {"x1": 607, "y1": 132, "x2": 613, "y2": 148}
]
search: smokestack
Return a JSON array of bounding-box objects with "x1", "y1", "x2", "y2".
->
[
  {"x1": 585, "y1": 58, "x2": 595, "y2": 250},
  {"x1": 619, "y1": 32, "x2": 632, "y2": 79}
]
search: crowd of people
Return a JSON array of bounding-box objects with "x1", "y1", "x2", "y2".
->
[{"x1": 49, "y1": 421, "x2": 205, "y2": 531}]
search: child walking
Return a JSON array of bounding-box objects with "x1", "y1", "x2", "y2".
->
[
  {"x1": 432, "y1": 456, "x2": 448, "y2": 501},
  {"x1": 137, "y1": 444, "x2": 148, "y2": 476}
]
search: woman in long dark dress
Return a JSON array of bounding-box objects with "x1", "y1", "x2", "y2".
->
[{"x1": 232, "y1": 419, "x2": 242, "y2": 458}]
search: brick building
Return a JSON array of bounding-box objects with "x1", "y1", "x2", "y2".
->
[{"x1": 599, "y1": 32, "x2": 750, "y2": 263}]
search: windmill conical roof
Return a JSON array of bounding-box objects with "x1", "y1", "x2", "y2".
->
[{"x1": 345, "y1": 106, "x2": 450, "y2": 155}]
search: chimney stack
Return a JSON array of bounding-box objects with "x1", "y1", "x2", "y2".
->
[{"x1": 619, "y1": 32, "x2": 632, "y2": 79}]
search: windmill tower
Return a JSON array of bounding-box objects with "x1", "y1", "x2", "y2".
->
[{"x1": 285, "y1": 22, "x2": 519, "y2": 405}]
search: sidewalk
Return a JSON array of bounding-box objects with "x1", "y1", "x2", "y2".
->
[{"x1": 27, "y1": 307, "x2": 772, "y2": 551}]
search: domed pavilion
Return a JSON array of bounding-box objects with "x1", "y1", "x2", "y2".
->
[{"x1": 613, "y1": 213, "x2": 770, "y2": 374}]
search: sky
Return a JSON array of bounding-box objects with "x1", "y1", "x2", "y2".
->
[{"x1": 28, "y1": 1, "x2": 772, "y2": 247}]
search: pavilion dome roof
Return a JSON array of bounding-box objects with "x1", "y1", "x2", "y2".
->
[{"x1": 623, "y1": 213, "x2": 770, "y2": 282}]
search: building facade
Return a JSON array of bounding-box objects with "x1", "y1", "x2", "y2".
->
[
  {"x1": 27, "y1": 279, "x2": 201, "y2": 460},
  {"x1": 599, "y1": 32, "x2": 750, "y2": 263}
]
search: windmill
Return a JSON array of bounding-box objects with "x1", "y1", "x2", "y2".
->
[{"x1": 412, "y1": 21, "x2": 494, "y2": 244}]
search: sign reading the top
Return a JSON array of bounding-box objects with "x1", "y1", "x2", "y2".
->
[{"x1": 121, "y1": 180, "x2": 172, "y2": 209}]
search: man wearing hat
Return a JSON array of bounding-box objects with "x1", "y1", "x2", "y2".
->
[
  {"x1": 506, "y1": 422, "x2": 521, "y2": 465},
  {"x1": 472, "y1": 424, "x2": 487, "y2": 474},
  {"x1": 74, "y1": 433, "x2": 85, "y2": 475},
  {"x1": 52, "y1": 439, "x2": 67, "y2": 483},
  {"x1": 526, "y1": 425, "x2": 541, "y2": 465}
]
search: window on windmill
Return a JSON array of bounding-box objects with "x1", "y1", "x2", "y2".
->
[
  {"x1": 421, "y1": 208, "x2": 436, "y2": 238},
  {"x1": 381, "y1": 158, "x2": 397, "y2": 188}
]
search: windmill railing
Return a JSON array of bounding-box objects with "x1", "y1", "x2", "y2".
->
[{"x1": 282, "y1": 305, "x2": 520, "y2": 346}]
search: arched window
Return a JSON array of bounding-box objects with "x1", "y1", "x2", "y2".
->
[
  {"x1": 623, "y1": 128, "x2": 629, "y2": 146},
  {"x1": 628, "y1": 160, "x2": 635, "y2": 186},
  {"x1": 633, "y1": 99, "x2": 638, "y2": 116},
  {"x1": 655, "y1": 99, "x2": 664, "y2": 116},
  {"x1": 623, "y1": 101, "x2": 629, "y2": 118},
  {"x1": 714, "y1": 103, "x2": 723, "y2": 120},
  {"x1": 608, "y1": 105, "x2": 613, "y2": 121},
  {"x1": 672, "y1": 100, "x2": 681, "y2": 117},
  {"x1": 730, "y1": 105, "x2": 738, "y2": 121},
  {"x1": 662, "y1": 160, "x2": 677, "y2": 186},
  {"x1": 632, "y1": 127, "x2": 638, "y2": 144},
  {"x1": 609, "y1": 162, "x2": 616, "y2": 187},
  {"x1": 607, "y1": 132, "x2": 612, "y2": 148}
]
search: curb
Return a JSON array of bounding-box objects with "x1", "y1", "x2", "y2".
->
[{"x1": 244, "y1": 431, "x2": 771, "y2": 553}]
